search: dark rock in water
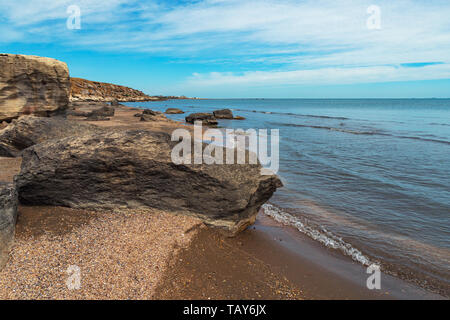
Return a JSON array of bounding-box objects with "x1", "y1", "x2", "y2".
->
[
  {"x1": 165, "y1": 108, "x2": 184, "y2": 114},
  {"x1": 16, "y1": 130, "x2": 282, "y2": 235},
  {"x1": 142, "y1": 109, "x2": 162, "y2": 116},
  {"x1": 110, "y1": 99, "x2": 120, "y2": 106},
  {"x1": 0, "y1": 182, "x2": 18, "y2": 270},
  {"x1": 185, "y1": 113, "x2": 218, "y2": 126},
  {"x1": 213, "y1": 109, "x2": 233, "y2": 119},
  {"x1": 0, "y1": 116, "x2": 102, "y2": 157},
  {"x1": 234, "y1": 116, "x2": 246, "y2": 120}
]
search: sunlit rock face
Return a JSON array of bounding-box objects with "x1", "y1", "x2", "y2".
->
[{"x1": 0, "y1": 54, "x2": 70, "y2": 122}]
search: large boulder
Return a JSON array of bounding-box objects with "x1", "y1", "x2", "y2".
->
[
  {"x1": 15, "y1": 130, "x2": 282, "y2": 235},
  {"x1": 0, "y1": 183, "x2": 18, "y2": 270},
  {"x1": 213, "y1": 109, "x2": 234, "y2": 119},
  {"x1": 185, "y1": 113, "x2": 218, "y2": 126},
  {"x1": 0, "y1": 116, "x2": 102, "y2": 157},
  {"x1": 0, "y1": 54, "x2": 70, "y2": 122}
]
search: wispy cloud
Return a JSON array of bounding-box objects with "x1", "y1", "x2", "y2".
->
[{"x1": 1, "y1": 0, "x2": 449, "y2": 87}]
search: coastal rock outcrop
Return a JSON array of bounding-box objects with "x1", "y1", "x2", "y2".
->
[
  {"x1": 70, "y1": 77, "x2": 154, "y2": 102},
  {"x1": 15, "y1": 130, "x2": 282, "y2": 235},
  {"x1": 213, "y1": 109, "x2": 234, "y2": 119},
  {"x1": 0, "y1": 116, "x2": 102, "y2": 157},
  {"x1": 185, "y1": 113, "x2": 218, "y2": 126},
  {"x1": 0, "y1": 54, "x2": 70, "y2": 122},
  {"x1": 165, "y1": 108, "x2": 184, "y2": 114},
  {"x1": 0, "y1": 183, "x2": 18, "y2": 270}
]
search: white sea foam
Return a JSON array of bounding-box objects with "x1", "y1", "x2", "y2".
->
[{"x1": 261, "y1": 203, "x2": 373, "y2": 266}]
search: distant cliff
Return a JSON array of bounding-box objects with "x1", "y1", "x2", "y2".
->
[{"x1": 70, "y1": 77, "x2": 157, "y2": 102}]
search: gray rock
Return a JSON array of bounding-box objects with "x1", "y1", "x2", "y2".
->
[
  {"x1": 165, "y1": 108, "x2": 184, "y2": 114},
  {"x1": 142, "y1": 109, "x2": 162, "y2": 116},
  {"x1": 15, "y1": 130, "x2": 282, "y2": 235},
  {"x1": 89, "y1": 105, "x2": 115, "y2": 117},
  {"x1": 67, "y1": 110, "x2": 91, "y2": 117},
  {"x1": 213, "y1": 109, "x2": 233, "y2": 119},
  {"x1": 140, "y1": 113, "x2": 167, "y2": 122},
  {"x1": 0, "y1": 54, "x2": 70, "y2": 122},
  {"x1": 86, "y1": 115, "x2": 110, "y2": 121},
  {"x1": 0, "y1": 116, "x2": 103, "y2": 157},
  {"x1": 185, "y1": 113, "x2": 218, "y2": 126},
  {"x1": 0, "y1": 182, "x2": 18, "y2": 270}
]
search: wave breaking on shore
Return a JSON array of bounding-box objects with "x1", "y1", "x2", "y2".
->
[{"x1": 261, "y1": 203, "x2": 373, "y2": 266}]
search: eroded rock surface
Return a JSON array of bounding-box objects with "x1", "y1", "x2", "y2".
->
[
  {"x1": 0, "y1": 116, "x2": 102, "y2": 157},
  {"x1": 16, "y1": 130, "x2": 282, "y2": 235},
  {"x1": 0, "y1": 54, "x2": 70, "y2": 122},
  {"x1": 0, "y1": 183, "x2": 18, "y2": 270},
  {"x1": 185, "y1": 113, "x2": 218, "y2": 126},
  {"x1": 213, "y1": 109, "x2": 234, "y2": 119},
  {"x1": 165, "y1": 108, "x2": 184, "y2": 114}
]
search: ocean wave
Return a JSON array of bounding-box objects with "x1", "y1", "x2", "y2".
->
[
  {"x1": 261, "y1": 203, "x2": 372, "y2": 266},
  {"x1": 429, "y1": 122, "x2": 450, "y2": 127},
  {"x1": 276, "y1": 122, "x2": 377, "y2": 135},
  {"x1": 275, "y1": 122, "x2": 450, "y2": 144},
  {"x1": 233, "y1": 108, "x2": 349, "y2": 120}
]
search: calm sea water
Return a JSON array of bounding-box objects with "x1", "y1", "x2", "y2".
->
[{"x1": 126, "y1": 99, "x2": 450, "y2": 295}]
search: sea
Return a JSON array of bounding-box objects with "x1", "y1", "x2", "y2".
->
[{"x1": 125, "y1": 98, "x2": 450, "y2": 296}]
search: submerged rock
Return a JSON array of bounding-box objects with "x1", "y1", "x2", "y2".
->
[
  {"x1": 0, "y1": 183, "x2": 18, "y2": 270},
  {"x1": 0, "y1": 116, "x2": 102, "y2": 157},
  {"x1": 165, "y1": 108, "x2": 184, "y2": 114},
  {"x1": 213, "y1": 109, "x2": 234, "y2": 119},
  {"x1": 16, "y1": 130, "x2": 282, "y2": 235},
  {"x1": 185, "y1": 113, "x2": 218, "y2": 126},
  {"x1": 0, "y1": 54, "x2": 70, "y2": 122}
]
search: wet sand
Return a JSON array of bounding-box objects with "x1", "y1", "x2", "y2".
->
[{"x1": 154, "y1": 213, "x2": 445, "y2": 300}]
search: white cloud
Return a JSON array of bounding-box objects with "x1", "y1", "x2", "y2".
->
[
  {"x1": 1, "y1": 0, "x2": 449, "y2": 87},
  {"x1": 186, "y1": 63, "x2": 450, "y2": 87}
]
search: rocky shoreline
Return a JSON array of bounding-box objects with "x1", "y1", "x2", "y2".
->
[
  {"x1": 70, "y1": 77, "x2": 191, "y2": 103},
  {"x1": 0, "y1": 54, "x2": 288, "y2": 299}
]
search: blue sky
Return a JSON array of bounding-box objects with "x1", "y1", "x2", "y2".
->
[{"x1": 1, "y1": 0, "x2": 450, "y2": 98}]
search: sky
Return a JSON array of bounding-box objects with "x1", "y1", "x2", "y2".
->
[{"x1": 1, "y1": 0, "x2": 450, "y2": 98}]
